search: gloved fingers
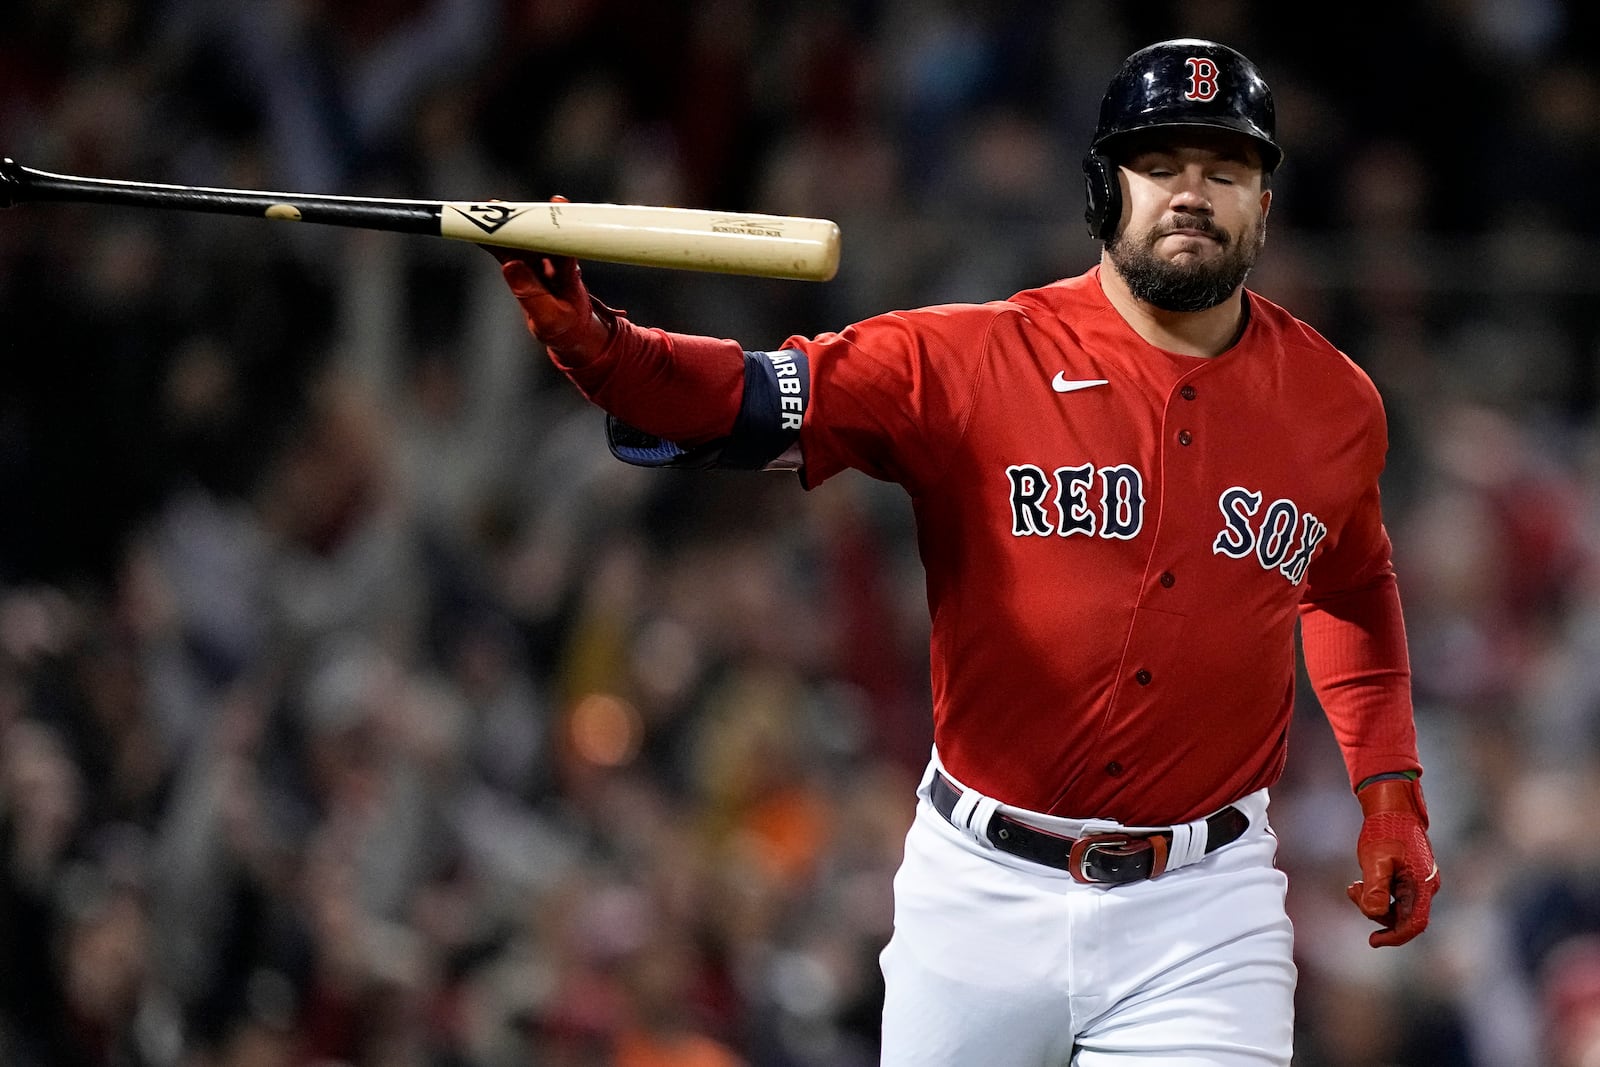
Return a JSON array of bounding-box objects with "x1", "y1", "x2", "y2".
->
[
  {"x1": 1369, "y1": 925, "x2": 1410, "y2": 949},
  {"x1": 1351, "y1": 854, "x2": 1396, "y2": 918},
  {"x1": 1353, "y1": 860, "x2": 1438, "y2": 948},
  {"x1": 497, "y1": 252, "x2": 579, "y2": 297},
  {"x1": 481, "y1": 243, "x2": 520, "y2": 265},
  {"x1": 1391, "y1": 861, "x2": 1440, "y2": 942},
  {"x1": 485, "y1": 244, "x2": 580, "y2": 289},
  {"x1": 1369, "y1": 899, "x2": 1421, "y2": 948},
  {"x1": 1347, "y1": 877, "x2": 1395, "y2": 924}
]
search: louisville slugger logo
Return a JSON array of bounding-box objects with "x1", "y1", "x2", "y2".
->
[
  {"x1": 711, "y1": 218, "x2": 785, "y2": 237},
  {"x1": 1184, "y1": 57, "x2": 1220, "y2": 101},
  {"x1": 453, "y1": 203, "x2": 529, "y2": 234}
]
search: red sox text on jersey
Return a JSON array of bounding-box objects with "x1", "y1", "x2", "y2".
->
[{"x1": 1006, "y1": 467, "x2": 1330, "y2": 588}]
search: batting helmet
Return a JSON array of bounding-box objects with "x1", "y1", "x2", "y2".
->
[{"x1": 1082, "y1": 39, "x2": 1283, "y2": 241}]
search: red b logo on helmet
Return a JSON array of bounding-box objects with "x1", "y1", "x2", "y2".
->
[{"x1": 1184, "y1": 57, "x2": 1220, "y2": 101}]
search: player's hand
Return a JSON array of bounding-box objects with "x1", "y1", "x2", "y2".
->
[
  {"x1": 486, "y1": 195, "x2": 615, "y2": 363},
  {"x1": 1346, "y1": 777, "x2": 1440, "y2": 947}
]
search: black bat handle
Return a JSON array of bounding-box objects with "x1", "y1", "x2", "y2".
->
[{"x1": 0, "y1": 157, "x2": 442, "y2": 234}]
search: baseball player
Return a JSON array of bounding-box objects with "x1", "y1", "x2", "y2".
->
[{"x1": 490, "y1": 38, "x2": 1439, "y2": 1066}]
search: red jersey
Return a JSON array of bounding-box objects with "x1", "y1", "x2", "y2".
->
[{"x1": 563, "y1": 265, "x2": 1421, "y2": 825}]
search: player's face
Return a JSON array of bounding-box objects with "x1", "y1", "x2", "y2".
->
[{"x1": 1106, "y1": 131, "x2": 1271, "y2": 312}]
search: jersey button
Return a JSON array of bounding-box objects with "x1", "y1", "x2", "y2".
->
[
  {"x1": 1178, "y1": 430, "x2": 1193, "y2": 446},
  {"x1": 1159, "y1": 571, "x2": 1175, "y2": 588},
  {"x1": 1135, "y1": 669, "x2": 1152, "y2": 685},
  {"x1": 1106, "y1": 761, "x2": 1124, "y2": 776},
  {"x1": 1181, "y1": 385, "x2": 1197, "y2": 401}
]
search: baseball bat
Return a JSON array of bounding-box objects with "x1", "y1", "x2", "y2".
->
[{"x1": 0, "y1": 157, "x2": 841, "y2": 282}]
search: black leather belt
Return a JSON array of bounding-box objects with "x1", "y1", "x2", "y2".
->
[{"x1": 929, "y1": 772, "x2": 1249, "y2": 885}]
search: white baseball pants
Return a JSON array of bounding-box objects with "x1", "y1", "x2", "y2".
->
[{"x1": 878, "y1": 760, "x2": 1296, "y2": 1065}]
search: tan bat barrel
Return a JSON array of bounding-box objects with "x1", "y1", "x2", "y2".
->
[{"x1": 438, "y1": 201, "x2": 842, "y2": 282}]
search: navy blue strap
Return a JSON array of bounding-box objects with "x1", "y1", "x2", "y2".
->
[{"x1": 606, "y1": 349, "x2": 809, "y2": 471}]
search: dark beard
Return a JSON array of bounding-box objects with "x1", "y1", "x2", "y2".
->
[{"x1": 1108, "y1": 213, "x2": 1265, "y2": 312}]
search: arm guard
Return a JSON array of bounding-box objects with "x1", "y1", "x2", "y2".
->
[{"x1": 606, "y1": 349, "x2": 809, "y2": 471}]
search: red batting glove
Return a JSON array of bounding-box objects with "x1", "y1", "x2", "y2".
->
[
  {"x1": 485, "y1": 196, "x2": 616, "y2": 364},
  {"x1": 1346, "y1": 777, "x2": 1440, "y2": 947}
]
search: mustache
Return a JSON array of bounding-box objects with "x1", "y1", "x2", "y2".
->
[{"x1": 1157, "y1": 214, "x2": 1228, "y2": 242}]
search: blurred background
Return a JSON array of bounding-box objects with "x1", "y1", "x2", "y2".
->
[{"x1": 2, "y1": 1, "x2": 1599, "y2": 1064}]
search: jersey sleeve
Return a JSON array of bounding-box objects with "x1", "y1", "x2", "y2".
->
[
  {"x1": 550, "y1": 317, "x2": 747, "y2": 446},
  {"x1": 1297, "y1": 403, "x2": 1423, "y2": 791},
  {"x1": 781, "y1": 304, "x2": 1002, "y2": 491}
]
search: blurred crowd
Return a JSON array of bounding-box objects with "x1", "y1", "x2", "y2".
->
[{"x1": 3, "y1": 1, "x2": 1600, "y2": 1065}]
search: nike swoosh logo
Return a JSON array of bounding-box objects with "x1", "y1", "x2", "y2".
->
[{"x1": 1052, "y1": 373, "x2": 1109, "y2": 393}]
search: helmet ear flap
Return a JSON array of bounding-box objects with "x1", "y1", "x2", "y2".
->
[{"x1": 1082, "y1": 152, "x2": 1120, "y2": 241}]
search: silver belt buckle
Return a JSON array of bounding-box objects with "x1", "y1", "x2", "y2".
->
[{"x1": 1067, "y1": 832, "x2": 1165, "y2": 884}]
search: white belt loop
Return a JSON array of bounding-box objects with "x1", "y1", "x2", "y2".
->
[
  {"x1": 931, "y1": 747, "x2": 983, "y2": 845},
  {"x1": 942, "y1": 777, "x2": 1003, "y2": 851},
  {"x1": 967, "y1": 795, "x2": 1003, "y2": 848},
  {"x1": 1164, "y1": 817, "x2": 1210, "y2": 871},
  {"x1": 948, "y1": 786, "x2": 982, "y2": 832}
]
